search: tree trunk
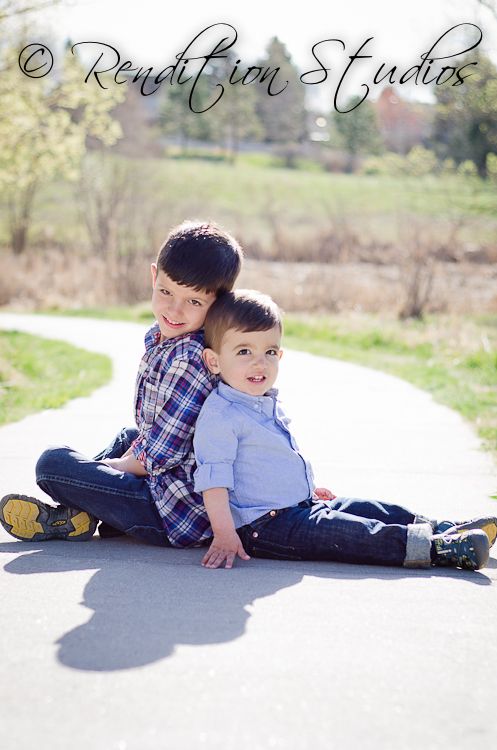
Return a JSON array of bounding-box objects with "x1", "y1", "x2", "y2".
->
[{"x1": 9, "y1": 182, "x2": 37, "y2": 255}]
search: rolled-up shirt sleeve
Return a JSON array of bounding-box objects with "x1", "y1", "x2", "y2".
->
[
  {"x1": 193, "y1": 401, "x2": 239, "y2": 492},
  {"x1": 132, "y1": 357, "x2": 212, "y2": 476}
]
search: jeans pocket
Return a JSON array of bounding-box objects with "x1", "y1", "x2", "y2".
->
[
  {"x1": 240, "y1": 510, "x2": 304, "y2": 561},
  {"x1": 249, "y1": 541, "x2": 304, "y2": 561}
]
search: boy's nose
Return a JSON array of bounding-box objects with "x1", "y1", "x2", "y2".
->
[{"x1": 169, "y1": 300, "x2": 184, "y2": 317}]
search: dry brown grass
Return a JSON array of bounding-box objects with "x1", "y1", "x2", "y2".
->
[{"x1": 1, "y1": 248, "x2": 496, "y2": 317}]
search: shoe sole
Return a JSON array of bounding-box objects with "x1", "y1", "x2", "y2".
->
[
  {"x1": 447, "y1": 517, "x2": 497, "y2": 547},
  {"x1": 0, "y1": 494, "x2": 96, "y2": 542},
  {"x1": 454, "y1": 530, "x2": 489, "y2": 571},
  {"x1": 433, "y1": 529, "x2": 489, "y2": 570},
  {"x1": 461, "y1": 530, "x2": 490, "y2": 570}
]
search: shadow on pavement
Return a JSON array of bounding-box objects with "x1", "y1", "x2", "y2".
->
[{"x1": 0, "y1": 538, "x2": 492, "y2": 673}]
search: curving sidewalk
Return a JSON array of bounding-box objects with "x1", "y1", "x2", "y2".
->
[{"x1": 0, "y1": 313, "x2": 496, "y2": 750}]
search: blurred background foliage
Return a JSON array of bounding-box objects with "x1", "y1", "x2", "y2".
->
[
  {"x1": 0, "y1": 0, "x2": 496, "y2": 452},
  {"x1": 0, "y1": 0, "x2": 496, "y2": 323}
]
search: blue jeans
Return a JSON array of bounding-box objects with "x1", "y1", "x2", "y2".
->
[
  {"x1": 237, "y1": 498, "x2": 434, "y2": 568},
  {"x1": 35, "y1": 428, "x2": 171, "y2": 547}
]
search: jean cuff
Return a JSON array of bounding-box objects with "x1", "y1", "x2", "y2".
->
[
  {"x1": 413, "y1": 513, "x2": 437, "y2": 532},
  {"x1": 404, "y1": 522, "x2": 432, "y2": 568}
]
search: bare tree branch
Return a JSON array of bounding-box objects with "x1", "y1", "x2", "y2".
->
[{"x1": 0, "y1": 0, "x2": 62, "y2": 24}]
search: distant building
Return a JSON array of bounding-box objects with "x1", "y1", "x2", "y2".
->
[{"x1": 374, "y1": 87, "x2": 433, "y2": 154}]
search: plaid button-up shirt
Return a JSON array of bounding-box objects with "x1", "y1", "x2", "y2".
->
[{"x1": 131, "y1": 322, "x2": 216, "y2": 547}]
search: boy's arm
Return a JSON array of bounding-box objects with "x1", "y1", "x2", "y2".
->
[
  {"x1": 201, "y1": 488, "x2": 250, "y2": 569},
  {"x1": 132, "y1": 356, "x2": 211, "y2": 476},
  {"x1": 194, "y1": 399, "x2": 249, "y2": 568}
]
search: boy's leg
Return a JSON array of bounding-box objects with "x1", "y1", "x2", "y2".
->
[
  {"x1": 93, "y1": 427, "x2": 139, "y2": 462},
  {"x1": 322, "y1": 496, "x2": 436, "y2": 530},
  {"x1": 92, "y1": 427, "x2": 139, "y2": 537},
  {"x1": 239, "y1": 498, "x2": 430, "y2": 567},
  {"x1": 1, "y1": 445, "x2": 170, "y2": 546}
]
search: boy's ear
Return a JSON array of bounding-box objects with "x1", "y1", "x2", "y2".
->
[
  {"x1": 151, "y1": 263, "x2": 158, "y2": 287},
  {"x1": 202, "y1": 348, "x2": 221, "y2": 374},
  {"x1": 278, "y1": 348, "x2": 283, "y2": 360}
]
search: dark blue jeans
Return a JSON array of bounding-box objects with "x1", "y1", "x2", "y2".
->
[
  {"x1": 237, "y1": 498, "x2": 434, "y2": 567},
  {"x1": 35, "y1": 428, "x2": 171, "y2": 546}
]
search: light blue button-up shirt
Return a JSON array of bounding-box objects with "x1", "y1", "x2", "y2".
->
[{"x1": 193, "y1": 381, "x2": 315, "y2": 528}]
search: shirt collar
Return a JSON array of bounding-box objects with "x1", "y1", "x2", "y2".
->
[{"x1": 217, "y1": 381, "x2": 278, "y2": 416}]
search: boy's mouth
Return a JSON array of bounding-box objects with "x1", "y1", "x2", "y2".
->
[
  {"x1": 163, "y1": 315, "x2": 184, "y2": 328},
  {"x1": 247, "y1": 375, "x2": 266, "y2": 383}
]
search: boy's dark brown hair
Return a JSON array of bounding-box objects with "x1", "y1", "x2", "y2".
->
[
  {"x1": 204, "y1": 289, "x2": 283, "y2": 352},
  {"x1": 157, "y1": 220, "x2": 243, "y2": 296}
]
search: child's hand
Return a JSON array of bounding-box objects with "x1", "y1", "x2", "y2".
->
[
  {"x1": 102, "y1": 455, "x2": 147, "y2": 477},
  {"x1": 202, "y1": 530, "x2": 251, "y2": 569},
  {"x1": 312, "y1": 487, "x2": 337, "y2": 501}
]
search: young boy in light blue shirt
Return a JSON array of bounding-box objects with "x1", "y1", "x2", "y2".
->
[{"x1": 193, "y1": 289, "x2": 496, "y2": 571}]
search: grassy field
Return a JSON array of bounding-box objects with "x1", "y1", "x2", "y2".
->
[
  {"x1": 0, "y1": 331, "x2": 112, "y2": 425},
  {"x1": 42, "y1": 306, "x2": 497, "y2": 462},
  {"x1": 8, "y1": 153, "x2": 497, "y2": 253}
]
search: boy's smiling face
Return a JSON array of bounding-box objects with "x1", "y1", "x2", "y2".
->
[
  {"x1": 151, "y1": 265, "x2": 216, "y2": 341},
  {"x1": 203, "y1": 326, "x2": 283, "y2": 397}
]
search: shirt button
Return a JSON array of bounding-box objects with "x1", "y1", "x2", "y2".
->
[
  {"x1": 270, "y1": 510, "x2": 276, "y2": 517},
  {"x1": 252, "y1": 531, "x2": 259, "y2": 538}
]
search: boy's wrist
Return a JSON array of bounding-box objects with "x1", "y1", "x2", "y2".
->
[{"x1": 211, "y1": 520, "x2": 236, "y2": 536}]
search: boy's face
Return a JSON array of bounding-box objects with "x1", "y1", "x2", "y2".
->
[
  {"x1": 151, "y1": 265, "x2": 216, "y2": 341},
  {"x1": 203, "y1": 326, "x2": 283, "y2": 397}
]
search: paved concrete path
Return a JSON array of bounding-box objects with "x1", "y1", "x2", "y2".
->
[{"x1": 0, "y1": 313, "x2": 496, "y2": 750}]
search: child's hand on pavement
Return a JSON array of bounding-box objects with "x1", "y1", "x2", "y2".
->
[
  {"x1": 312, "y1": 487, "x2": 337, "y2": 500},
  {"x1": 201, "y1": 530, "x2": 251, "y2": 569}
]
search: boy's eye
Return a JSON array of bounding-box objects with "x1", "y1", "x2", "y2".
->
[
  {"x1": 267, "y1": 349, "x2": 279, "y2": 356},
  {"x1": 160, "y1": 288, "x2": 171, "y2": 296},
  {"x1": 237, "y1": 349, "x2": 250, "y2": 355},
  {"x1": 189, "y1": 299, "x2": 202, "y2": 306}
]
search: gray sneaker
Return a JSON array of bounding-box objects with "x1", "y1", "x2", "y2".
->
[
  {"x1": 431, "y1": 529, "x2": 489, "y2": 571},
  {"x1": 0, "y1": 494, "x2": 97, "y2": 542}
]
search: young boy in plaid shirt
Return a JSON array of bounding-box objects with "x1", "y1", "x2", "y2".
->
[{"x1": 0, "y1": 221, "x2": 243, "y2": 547}]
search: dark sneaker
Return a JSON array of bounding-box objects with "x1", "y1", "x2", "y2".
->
[
  {"x1": 442, "y1": 516, "x2": 497, "y2": 548},
  {"x1": 0, "y1": 494, "x2": 97, "y2": 542},
  {"x1": 435, "y1": 520, "x2": 459, "y2": 535},
  {"x1": 431, "y1": 529, "x2": 489, "y2": 571}
]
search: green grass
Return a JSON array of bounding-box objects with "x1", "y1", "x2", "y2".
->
[
  {"x1": 37, "y1": 306, "x2": 497, "y2": 462},
  {"x1": 2, "y1": 153, "x2": 496, "y2": 249},
  {"x1": 0, "y1": 331, "x2": 112, "y2": 425}
]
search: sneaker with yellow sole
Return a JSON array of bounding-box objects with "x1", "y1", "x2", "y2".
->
[
  {"x1": 0, "y1": 494, "x2": 97, "y2": 542},
  {"x1": 436, "y1": 516, "x2": 497, "y2": 547}
]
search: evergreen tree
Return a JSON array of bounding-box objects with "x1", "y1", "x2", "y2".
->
[
  {"x1": 332, "y1": 97, "x2": 382, "y2": 172},
  {"x1": 254, "y1": 37, "x2": 307, "y2": 144}
]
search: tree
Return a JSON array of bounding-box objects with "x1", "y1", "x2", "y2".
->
[
  {"x1": 0, "y1": 0, "x2": 60, "y2": 23},
  {"x1": 477, "y1": 0, "x2": 497, "y2": 17},
  {"x1": 332, "y1": 96, "x2": 382, "y2": 172},
  {"x1": 200, "y1": 51, "x2": 264, "y2": 159},
  {"x1": 160, "y1": 51, "x2": 264, "y2": 158},
  {"x1": 0, "y1": 42, "x2": 123, "y2": 252},
  {"x1": 432, "y1": 53, "x2": 497, "y2": 177},
  {"x1": 254, "y1": 37, "x2": 307, "y2": 144},
  {"x1": 160, "y1": 74, "x2": 215, "y2": 150}
]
